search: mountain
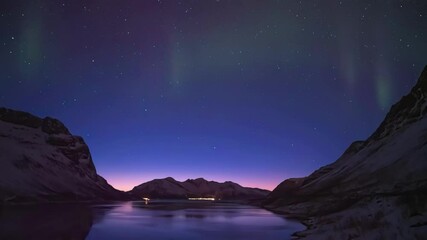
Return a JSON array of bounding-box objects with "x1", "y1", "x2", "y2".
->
[
  {"x1": 130, "y1": 177, "x2": 270, "y2": 200},
  {"x1": 264, "y1": 66, "x2": 427, "y2": 239},
  {"x1": 0, "y1": 108, "x2": 129, "y2": 203}
]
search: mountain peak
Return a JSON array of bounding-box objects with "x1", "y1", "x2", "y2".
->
[
  {"x1": 0, "y1": 108, "x2": 70, "y2": 135},
  {"x1": 163, "y1": 177, "x2": 176, "y2": 182},
  {"x1": 186, "y1": 177, "x2": 207, "y2": 182},
  {"x1": 367, "y1": 66, "x2": 427, "y2": 142},
  {"x1": 41, "y1": 117, "x2": 70, "y2": 135},
  {"x1": 0, "y1": 107, "x2": 128, "y2": 202},
  {"x1": 416, "y1": 65, "x2": 427, "y2": 90}
]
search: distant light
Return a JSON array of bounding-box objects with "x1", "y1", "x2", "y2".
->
[{"x1": 188, "y1": 197, "x2": 215, "y2": 201}]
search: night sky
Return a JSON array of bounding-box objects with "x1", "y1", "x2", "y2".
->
[{"x1": 1, "y1": 1, "x2": 426, "y2": 190}]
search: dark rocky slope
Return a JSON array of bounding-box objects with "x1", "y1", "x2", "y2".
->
[
  {"x1": 264, "y1": 66, "x2": 427, "y2": 239},
  {"x1": 0, "y1": 108, "x2": 130, "y2": 203},
  {"x1": 130, "y1": 177, "x2": 270, "y2": 200}
]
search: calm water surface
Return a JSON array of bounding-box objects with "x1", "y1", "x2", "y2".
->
[{"x1": 0, "y1": 201, "x2": 304, "y2": 240}]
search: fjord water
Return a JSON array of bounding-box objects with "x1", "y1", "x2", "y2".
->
[{"x1": 0, "y1": 201, "x2": 304, "y2": 240}]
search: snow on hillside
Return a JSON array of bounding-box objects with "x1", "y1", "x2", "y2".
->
[
  {"x1": 264, "y1": 66, "x2": 427, "y2": 239},
  {"x1": 0, "y1": 108, "x2": 126, "y2": 202}
]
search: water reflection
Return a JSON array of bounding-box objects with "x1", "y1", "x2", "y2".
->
[
  {"x1": 0, "y1": 201, "x2": 304, "y2": 240},
  {"x1": 0, "y1": 204, "x2": 101, "y2": 240},
  {"x1": 88, "y1": 201, "x2": 304, "y2": 240}
]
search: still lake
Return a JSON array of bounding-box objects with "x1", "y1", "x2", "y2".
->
[{"x1": 0, "y1": 201, "x2": 304, "y2": 240}]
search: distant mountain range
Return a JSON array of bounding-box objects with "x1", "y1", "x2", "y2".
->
[
  {"x1": 264, "y1": 66, "x2": 427, "y2": 239},
  {"x1": 130, "y1": 177, "x2": 270, "y2": 200}
]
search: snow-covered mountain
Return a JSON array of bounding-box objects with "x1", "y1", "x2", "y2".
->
[
  {"x1": 264, "y1": 66, "x2": 427, "y2": 239},
  {"x1": 0, "y1": 108, "x2": 129, "y2": 203},
  {"x1": 130, "y1": 177, "x2": 270, "y2": 200}
]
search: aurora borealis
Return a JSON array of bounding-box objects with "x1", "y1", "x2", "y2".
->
[{"x1": 1, "y1": 1, "x2": 426, "y2": 190}]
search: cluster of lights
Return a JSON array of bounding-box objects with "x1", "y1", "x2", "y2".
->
[{"x1": 188, "y1": 197, "x2": 215, "y2": 201}]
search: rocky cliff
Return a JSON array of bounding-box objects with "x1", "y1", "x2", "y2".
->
[
  {"x1": 0, "y1": 108, "x2": 129, "y2": 203},
  {"x1": 264, "y1": 66, "x2": 427, "y2": 239}
]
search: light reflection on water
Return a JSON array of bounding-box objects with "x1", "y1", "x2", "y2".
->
[
  {"x1": 87, "y1": 201, "x2": 304, "y2": 240},
  {"x1": 0, "y1": 201, "x2": 304, "y2": 240}
]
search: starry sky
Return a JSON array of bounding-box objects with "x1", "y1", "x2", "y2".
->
[{"x1": 1, "y1": 0, "x2": 426, "y2": 191}]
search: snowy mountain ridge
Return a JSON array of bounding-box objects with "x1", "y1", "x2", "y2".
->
[
  {"x1": 264, "y1": 66, "x2": 427, "y2": 239},
  {"x1": 130, "y1": 177, "x2": 270, "y2": 200},
  {"x1": 0, "y1": 108, "x2": 129, "y2": 203}
]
